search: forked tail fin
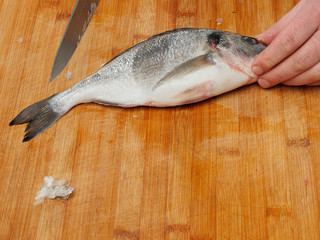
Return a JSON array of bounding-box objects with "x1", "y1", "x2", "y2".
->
[{"x1": 10, "y1": 94, "x2": 65, "y2": 142}]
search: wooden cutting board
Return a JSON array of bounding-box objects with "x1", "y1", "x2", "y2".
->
[{"x1": 1, "y1": 0, "x2": 319, "y2": 239}]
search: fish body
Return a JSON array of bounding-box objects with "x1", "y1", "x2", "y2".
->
[{"x1": 10, "y1": 28, "x2": 266, "y2": 141}]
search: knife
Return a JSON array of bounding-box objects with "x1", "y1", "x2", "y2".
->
[{"x1": 50, "y1": 0, "x2": 100, "y2": 82}]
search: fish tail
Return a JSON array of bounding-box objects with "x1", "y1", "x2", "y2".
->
[{"x1": 9, "y1": 93, "x2": 66, "y2": 142}]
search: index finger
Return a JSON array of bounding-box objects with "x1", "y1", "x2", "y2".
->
[
  {"x1": 256, "y1": 0, "x2": 306, "y2": 45},
  {"x1": 252, "y1": 4, "x2": 319, "y2": 75}
]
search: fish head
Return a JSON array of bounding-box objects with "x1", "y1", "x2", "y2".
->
[{"x1": 207, "y1": 31, "x2": 266, "y2": 77}]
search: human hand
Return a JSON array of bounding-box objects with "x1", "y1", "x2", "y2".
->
[{"x1": 252, "y1": 0, "x2": 320, "y2": 88}]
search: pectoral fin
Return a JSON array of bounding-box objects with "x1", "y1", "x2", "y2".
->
[{"x1": 152, "y1": 52, "x2": 218, "y2": 91}]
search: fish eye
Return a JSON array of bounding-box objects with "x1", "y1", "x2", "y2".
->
[{"x1": 242, "y1": 36, "x2": 259, "y2": 45}]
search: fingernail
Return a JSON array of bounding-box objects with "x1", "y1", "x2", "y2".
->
[
  {"x1": 258, "y1": 79, "x2": 271, "y2": 88},
  {"x1": 252, "y1": 65, "x2": 264, "y2": 75}
]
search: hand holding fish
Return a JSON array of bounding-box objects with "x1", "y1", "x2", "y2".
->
[{"x1": 252, "y1": 0, "x2": 320, "y2": 87}]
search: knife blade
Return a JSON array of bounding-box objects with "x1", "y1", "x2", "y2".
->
[{"x1": 50, "y1": 0, "x2": 100, "y2": 82}]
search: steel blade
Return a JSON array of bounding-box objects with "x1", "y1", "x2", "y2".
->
[{"x1": 50, "y1": 0, "x2": 100, "y2": 82}]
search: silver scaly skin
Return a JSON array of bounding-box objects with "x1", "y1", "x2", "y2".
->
[{"x1": 10, "y1": 28, "x2": 266, "y2": 141}]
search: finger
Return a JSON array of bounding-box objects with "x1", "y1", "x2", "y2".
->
[
  {"x1": 256, "y1": 30, "x2": 320, "y2": 87},
  {"x1": 281, "y1": 61, "x2": 320, "y2": 86},
  {"x1": 256, "y1": 0, "x2": 306, "y2": 45},
  {"x1": 307, "y1": 81, "x2": 320, "y2": 86},
  {"x1": 252, "y1": 4, "x2": 319, "y2": 76}
]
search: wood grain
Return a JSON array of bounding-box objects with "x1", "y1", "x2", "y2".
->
[{"x1": 1, "y1": 0, "x2": 319, "y2": 239}]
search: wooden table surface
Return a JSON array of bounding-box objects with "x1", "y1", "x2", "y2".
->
[{"x1": 1, "y1": 0, "x2": 320, "y2": 239}]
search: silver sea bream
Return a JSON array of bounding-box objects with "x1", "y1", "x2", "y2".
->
[{"x1": 10, "y1": 28, "x2": 266, "y2": 141}]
